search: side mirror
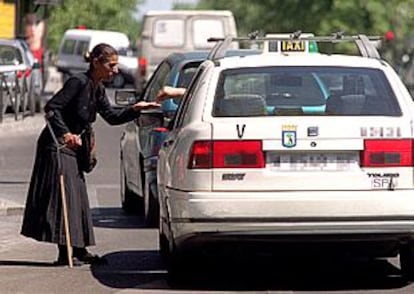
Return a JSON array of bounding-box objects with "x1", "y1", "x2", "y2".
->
[{"x1": 115, "y1": 88, "x2": 141, "y2": 106}]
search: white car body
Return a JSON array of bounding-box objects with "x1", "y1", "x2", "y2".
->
[{"x1": 157, "y1": 40, "x2": 414, "y2": 278}]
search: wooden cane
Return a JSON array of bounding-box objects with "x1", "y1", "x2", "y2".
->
[
  {"x1": 45, "y1": 116, "x2": 73, "y2": 268},
  {"x1": 59, "y1": 174, "x2": 73, "y2": 268}
]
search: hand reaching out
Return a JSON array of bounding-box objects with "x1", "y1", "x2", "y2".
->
[
  {"x1": 155, "y1": 86, "x2": 186, "y2": 103},
  {"x1": 132, "y1": 101, "x2": 161, "y2": 111}
]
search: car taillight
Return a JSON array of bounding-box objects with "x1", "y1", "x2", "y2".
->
[
  {"x1": 360, "y1": 139, "x2": 413, "y2": 167},
  {"x1": 138, "y1": 57, "x2": 147, "y2": 77},
  {"x1": 188, "y1": 140, "x2": 265, "y2": 169}
]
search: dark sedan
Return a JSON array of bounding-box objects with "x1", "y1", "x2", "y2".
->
[{"x1": 117, "y1": 49, "x2": 260, "y2": 227}]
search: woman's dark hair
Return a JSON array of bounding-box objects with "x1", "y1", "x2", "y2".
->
[{"x1": 84, "y1": 43, "x2": 118, "y2": 68}]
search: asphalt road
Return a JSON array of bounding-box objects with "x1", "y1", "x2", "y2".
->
[{"x1": 1, "y1": 73, "x2": 414, "y2": 293}]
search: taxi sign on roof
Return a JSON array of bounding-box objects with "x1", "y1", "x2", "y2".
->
[{"x1": 264, "y1": 33, "x2": 317, "y2": 53}]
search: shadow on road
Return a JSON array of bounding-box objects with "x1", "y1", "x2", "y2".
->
[
  {"x1": 91, "y1": 207, "x2": 146, "y2": 229},
  {"x1": 0, "y1": 260, "x2": 54, "y2": 267},
  {"x1": 89, "y1": 207, "x2": 411, "y2": 291},
  {"x1": 91, "y1": 248, "x2": 411, "y2": 292},
  {"x1": 91, "y1": 250, "x2": 168, "y2": 289}
]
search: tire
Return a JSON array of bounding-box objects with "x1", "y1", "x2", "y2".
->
[
  {"x1": 120, "y1": 164, "x2": 143, "y2": 214},
  {"x1": 166, "y1": 248, "x2": 197, "y2": 286},
  {"x1": 144, "y1": 180, "x2": 160, "y2": 228},
  {"x1": 400, "y1": 242, "x2": 414, "y2": 281},
  {"x1": 159, "y1": 231, "x2": 169, "y2": 261}
]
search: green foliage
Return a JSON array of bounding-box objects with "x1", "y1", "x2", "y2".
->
[
  {"x1": 47, "y1": 0, "x2": 142, "y2": 53},
  {"x1": 197, "y1": 0, "x2": 414, "y2": 67}
]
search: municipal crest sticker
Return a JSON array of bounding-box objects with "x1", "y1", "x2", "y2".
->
[{"x1": 282, "y1": 125, "x2": 297, "y2": 148}]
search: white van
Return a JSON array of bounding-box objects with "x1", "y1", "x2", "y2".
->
[
  {"x1": 136, "y1": 10, "x2": 238, "y2": 89},
  {"x1": 56, "y1": 29, "x2": 132, "y2": 83}
]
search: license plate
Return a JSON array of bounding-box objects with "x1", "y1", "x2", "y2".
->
[{"x1": 266, "y1": 152, "x2": 360, "y2": 171}]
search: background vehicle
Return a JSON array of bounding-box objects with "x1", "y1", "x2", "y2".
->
[
  {"x1": 16, "y1": 38, "x2": 43, "y2": 112},
  {"x1": 56, "y1": 29, "x2": 135, "y2": 88},
  {"x1": 0, "y1": 38, "x2": 36, "y2": 116},
  {"x1": 156, "y1": 34, "x2": 414, "y2": 281},
  {"x1": 136, "y1": 10, "x2": 238, "y2": 90}
]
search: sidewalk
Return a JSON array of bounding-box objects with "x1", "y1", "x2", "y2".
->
[
  {"x1": 0, "y1": 115, "x2": 43, "y2": 215},
  {"x1": 0, "y1": 67, "x2": 62, "y2": 215}
]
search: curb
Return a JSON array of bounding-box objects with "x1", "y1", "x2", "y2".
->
[{"x1": 0, "y1": 199, "x2": 24, "y2": 216}]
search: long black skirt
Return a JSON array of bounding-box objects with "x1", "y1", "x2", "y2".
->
[{"x1": 21, "y1": 128, "x2": 95, "y2": 247}]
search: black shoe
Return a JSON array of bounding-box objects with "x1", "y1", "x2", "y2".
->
[
  {"x1": 75, "y1": 252, "x2": 107, "y2": 265},
  {"x1": 53, "y1": 256, "x2": 84, "y2": 267}
]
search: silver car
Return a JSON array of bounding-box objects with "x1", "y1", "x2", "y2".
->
[{"x1": 0, "y1": 39, "x2": 37, "y2": 116}]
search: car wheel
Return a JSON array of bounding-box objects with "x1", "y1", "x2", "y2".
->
[
  {"x1": 159, "y1": 231, "x2": 169, "y2": 261},
  {"x1": 120, "y1": 163, "x2": 142, "y2": 214},
  {"x1": 112, "y1": 73, "x2": 125, "y2": 88},
  {"x1": 400, "y1": 242, "x2": 414, "y2": 281},
  {"x1": 166, "y1": 248, "x2": 198, "y2": 286},
  {"x1": 144, "y1": 180, "x2": 160, "y2": 228}
]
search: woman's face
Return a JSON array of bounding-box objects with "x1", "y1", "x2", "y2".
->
[{"x1": 94, "y1": 54, "x2": 119, "y2": 81}]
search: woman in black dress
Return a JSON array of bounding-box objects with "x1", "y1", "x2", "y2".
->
[{"x1": 21, "y1": 43, "x2": 159, "y2": 265}]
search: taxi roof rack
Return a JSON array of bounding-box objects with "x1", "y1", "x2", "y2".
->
[{"x1": 207, "y1": 31, "x2": 381, "y2": 61}]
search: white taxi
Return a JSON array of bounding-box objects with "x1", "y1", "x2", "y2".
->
[{"x1": 157, "y1": 33, "x2": 414, "y2": 279}]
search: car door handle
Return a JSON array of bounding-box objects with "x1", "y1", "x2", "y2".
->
[{"x1": 163, "y1": 140, "x2": 174, "y2": 148}]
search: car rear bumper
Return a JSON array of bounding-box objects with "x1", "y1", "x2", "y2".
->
[{"x1": 164, "y1": 188, "x2": 414, "y2": 246}]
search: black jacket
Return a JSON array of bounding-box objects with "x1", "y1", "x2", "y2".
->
[{"x1": 45, "y1": 71, "x2": 137, "y2": 138}]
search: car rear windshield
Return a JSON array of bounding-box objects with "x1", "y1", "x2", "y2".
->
[{"x1": 213, "y1": 66, "x2": 402, "y2": 117}]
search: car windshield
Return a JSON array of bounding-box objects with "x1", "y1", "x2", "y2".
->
[
  {"x1": 213, "y1": 66, "x2": 401, "y2": 117},
  {"x1": 0, "y1": 45, "x2": 23, "y2": 66}
]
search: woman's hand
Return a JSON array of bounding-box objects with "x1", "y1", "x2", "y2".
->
[
  {"x1": 155, "y1": 86, "x2": 186, "y2": 103},
  {"x1": 63, "y1": 132, "x2": 82, "y2": 149},
  {"x1": 132, "y1": 101, "x2": 161, "y2": 111}
]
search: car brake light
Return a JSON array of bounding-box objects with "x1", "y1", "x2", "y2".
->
[
  {"x1": 188, "y1": 141, "x2": 212, "y2": 169},
  {"x1": 16, "y1": 70, "x2": 23, "y2": 79},
  {"x1": 188, "y1": 140, "x2": 265, "y2": 169},
  {"x1": 138, "y1": 57, "x2": 147, "y2": 78},
  {"x1": 360, "y1": 139, "x2": 413, "y2": 167}
]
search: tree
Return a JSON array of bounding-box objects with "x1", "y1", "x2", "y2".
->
[
  {"x1": 47, "y1": 0, "x2": 143, "y2": 53},
  {"x1": 196, "y1": 0, "x2": 414, "y2": 68}
]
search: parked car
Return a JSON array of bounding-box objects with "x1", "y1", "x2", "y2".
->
[
  {"x1": 0, "y1": 38, "x2": 37, "y2": 116},
  {"x1": 56, "y1": 29, "x2": 135, "y2": 88},
  {"x1": 16, "y1": 38, "x2": 43, "y2": 112},
  {"x1": 156, "y1": 34, "x2": 414, "y2": 281}
]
